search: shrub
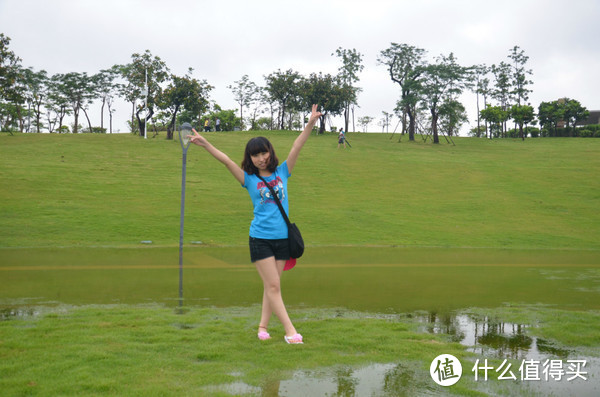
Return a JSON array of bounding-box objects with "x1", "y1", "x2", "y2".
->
[
  {"x1": 85, "y1": 127, "x2": 107, "y2": 134},
  {"x1": 527, "y1": 127, "x2": 540, "y2": 138}
]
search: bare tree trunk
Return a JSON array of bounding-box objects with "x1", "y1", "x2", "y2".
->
[
  {"x1": 81, "y1": 107, "x2": 93, "y2": 133},
  {"x1": 107, "y1": 98, "x2": 113, "y2": 133},
  {"x1": 167, "y1": 105, "x2": 179, "y2": 140},
  {"x1": 476, "y1": 91, "x2": 481, "y2": 137},
  {"x1": 344, "y1": 104, "x2": 350, "y2": 132},
  {"x1": 100, "y1": 99, "x2": 105, "y2": 132},
  {"x1": 279, "y1": 102, "x2": 286, "y2": 130},
  {"x1": 72, "y1": 105, "x2": 80, "y2": 133},
  {"x1": 407, "y1": 106, "x2": 416, "y2": 141},
  {"x1": 131, "y1": 102, "x2": 136, "y2": 133},
  {"x1": 431, "y1": 110, "x2": 439, "y2": 144},
  {"x1": 58, "y1": 106, "x2": 66, "y2": 133},
  {"x1": 35, "y1": 99, "x2": 43, "y2": 133}
]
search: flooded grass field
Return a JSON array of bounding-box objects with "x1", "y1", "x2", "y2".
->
[
  {"x1": 2, "y1": 246, "x2": 600, "y2": 395},
  {"x1": 2, "y1": 246, "x2": 600, "y2": 311}
]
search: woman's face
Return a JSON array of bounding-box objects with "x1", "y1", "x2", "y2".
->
[{"x1": 251, "y1": 151, "x2": 270, "y2": 171}]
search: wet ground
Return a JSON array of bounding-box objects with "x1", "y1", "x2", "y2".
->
[{"x1": 2, "y1": 246, "x2": 600, "y2": 395}]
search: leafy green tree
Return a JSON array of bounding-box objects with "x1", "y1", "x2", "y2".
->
[
  {"x1": 333, "y1": 47, "x2": 364, "y2": 132},
  {"x1": 204, "y1": 106, "x2": 240, "y2": 132},
  {"x1": 419, "y1": 53, "x2": 468, "y2": 143},
  {"x1": 469, "y1": 125, "x2": 487, "y2": 138},
  {"x1": 378, "y1": 43, "x2": 426, "y2": 141},
  {"x1": 54, "y1": 72, "x2": 95, "y2": 133},
  {"x1": 228, "y1": 74, "x2": 259, "y2": 130},
  {"x1": 158, "y1": 68, "x2": 213, "y2": 139},
  {"x1": 490, "y1": 61, "x2": 512, "y2": 136},
  {"x1": 253, "y1": 116, "x2": 272, "y2": 130},
  {"x1": 93, "y1": 68, "x2": 121, "y2": 133},
  {"x1": 438, "y1": 99, "x2": 468, "y2": 137},
  {"x1": 118, "y1": 50, "x2": 170, "y2": 136},
  {"x1": 45, "y1": 74, "x2": 71, "y2": 133},
  {"x1": 538, "y1": 101, "x2": 563, "y2": 136},
  {"x1": 380, "y1": 111, "x2": 393, "y2": 132},
  {"x1": 0, "y1": 33, "x2": 24, "y2": 132},
  {"x1": 537, "y1": 98, "x2": 587, "y2": 137},
  {"x1": 301, "y1": 72, "x2": 345, "y2": 134},
  {"x1": 480, "y1": 104, "x2": 508, "y2": 138},
  {"x1": 20, "y1": 68, "x2": 48, "y2": 132},
  {"x1": 358, "y1": 116, "x2": 374, "y2": 132},
  {"x1": 508, "y1": 46, "x2": 533, "y2": 106},
  {"x1": 509, "y1": 104, "x2": 535, "y2": 140},
  {"x1": 471, "y1": 64, "x2": 491, "y2": 138},
  {"x1": 490, "y1": 61, "x2": 511, "y2": 112},
  {"x1": 562, "y1": 98, "x2": 589, "y2": 135},
  {"x1": 247, "y1": 87, "x2": 268, "y2": 131},
  {"x1": 254, "y1": 89, "x2": 278, "y2": 130},
  {"x1": 264, "y1": 69, "x2": 302, "y2": 130}
]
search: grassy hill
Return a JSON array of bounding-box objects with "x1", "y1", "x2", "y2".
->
[{"x1": 1, "y1": 131, "x2": 599, "y2": 250}]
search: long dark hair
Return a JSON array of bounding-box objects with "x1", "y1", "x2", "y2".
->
[{"x1": 241, "y1": 136, "x2": 279, "y2": 174}]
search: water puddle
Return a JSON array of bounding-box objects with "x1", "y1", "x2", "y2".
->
[
  {"x1": 205, "y1": 362, "x2": 438, "y2": 397},
  {"x1": 202, "y1": 311, "x2": 599, "y2": 396},
  {"x1": 415, "y1": 311, "x2": 571, "y2": 359},
  {"x1": 0, "y1": 307, "x2": 39, "y2": 321}
]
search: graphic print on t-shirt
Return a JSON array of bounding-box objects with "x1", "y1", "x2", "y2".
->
[{"x1": 257, "y1": 176, "x2": 285, "y2": 205}]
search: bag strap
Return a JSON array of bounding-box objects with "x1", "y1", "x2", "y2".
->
[{"x1": 256, "y1": 174, "x2": 291, "y2": 227}]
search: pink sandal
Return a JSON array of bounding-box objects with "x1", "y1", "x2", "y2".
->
[
  {"x1": 284, "y1": 333, "x2": 303, "y2": 344},
  {"x1": 258, "y1": 326, "x2": 271, "y2": 341}
]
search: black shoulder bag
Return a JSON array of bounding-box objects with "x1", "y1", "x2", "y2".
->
[{"x1": 256, "y1": 175, "x2": 304, "y2": 259}]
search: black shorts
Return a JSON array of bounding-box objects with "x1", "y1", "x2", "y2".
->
[{"x1": 249, "y1": 237, "x2": 290, "y2": 262}]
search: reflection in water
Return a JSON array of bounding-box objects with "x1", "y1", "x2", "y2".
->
[
  {"x1": 205, "y1": 362, "x2": 437, "y2": 397},
  {"x1": 471, "y1": 319, "x2": 532, "y2": 359},
  {"x1": 0, "y1": 307, "x2": 38, "y2": 321},
  {"x1": 417, "y1": 312, "x2": 570, "y2": 360},
  {"x1": 417, "y1": 312, "x2": 465, "y2": 343}
]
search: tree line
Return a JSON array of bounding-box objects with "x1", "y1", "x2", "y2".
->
[
  {"x1": 0, "y1": 34, "x2": 363, "y2": 137},
  {"x1": 1, "y1": 33, "x2": 594, "y2": 140},
  {"x1": 377, "y1": 43, "x2": 594, "y2": 142}
]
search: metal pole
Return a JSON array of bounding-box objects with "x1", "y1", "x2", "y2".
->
[
  {"x1": 178, "y1": 148, "x2": 187, "y2": 307},
  {"x1": 144, "y1": 68, "x2": 148, "y2": 139}
]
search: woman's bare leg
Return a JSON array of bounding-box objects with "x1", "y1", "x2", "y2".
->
[{"x1": 255, "y1": 257, "x2": 297, "y2": 337}]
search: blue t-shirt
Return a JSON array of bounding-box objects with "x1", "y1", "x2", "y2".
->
[{"x1": 242, "y1": 161, "x2": 290, "y2": 239}]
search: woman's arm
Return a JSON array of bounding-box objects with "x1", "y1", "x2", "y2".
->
[
  {"x1": 286, "y1": 104, "x2": 322, "y2": 174},
  {"x1": 189, "y1": 129, "x2": 245, "y2": 185}
]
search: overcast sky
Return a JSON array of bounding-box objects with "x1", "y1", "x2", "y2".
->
[{"x1": 1, "y1": 0, "x2": 599, "y2": 134}]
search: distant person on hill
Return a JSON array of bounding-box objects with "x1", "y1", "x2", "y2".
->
[
  {"x1": 188, "y1": 104, "x2": 322, "y2": 345},
  {"x1": 216, "y1": 118, "x2": 221, "y2": 132},
  {"x1": 337, "y1": 128, "x2": 346, "y2": 148},
  {"x1": 203, "y1": 119, "x2": 211, "y2": 132}
]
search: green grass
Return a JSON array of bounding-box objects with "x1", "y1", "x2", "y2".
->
[
  {"x1": 1, "y1": 131, "x2": 599, "y2": 249},
  {"x1": 0, "y1": 304, "x2": 463, "y2": 396}
]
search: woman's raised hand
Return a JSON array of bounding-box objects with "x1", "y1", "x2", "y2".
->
[
  {"x1": 310, "y1": 104, "x2": 322, "y2": 123},
  {"x1": 189, "y1": 128, "x2": 208, "y2": 147}
]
